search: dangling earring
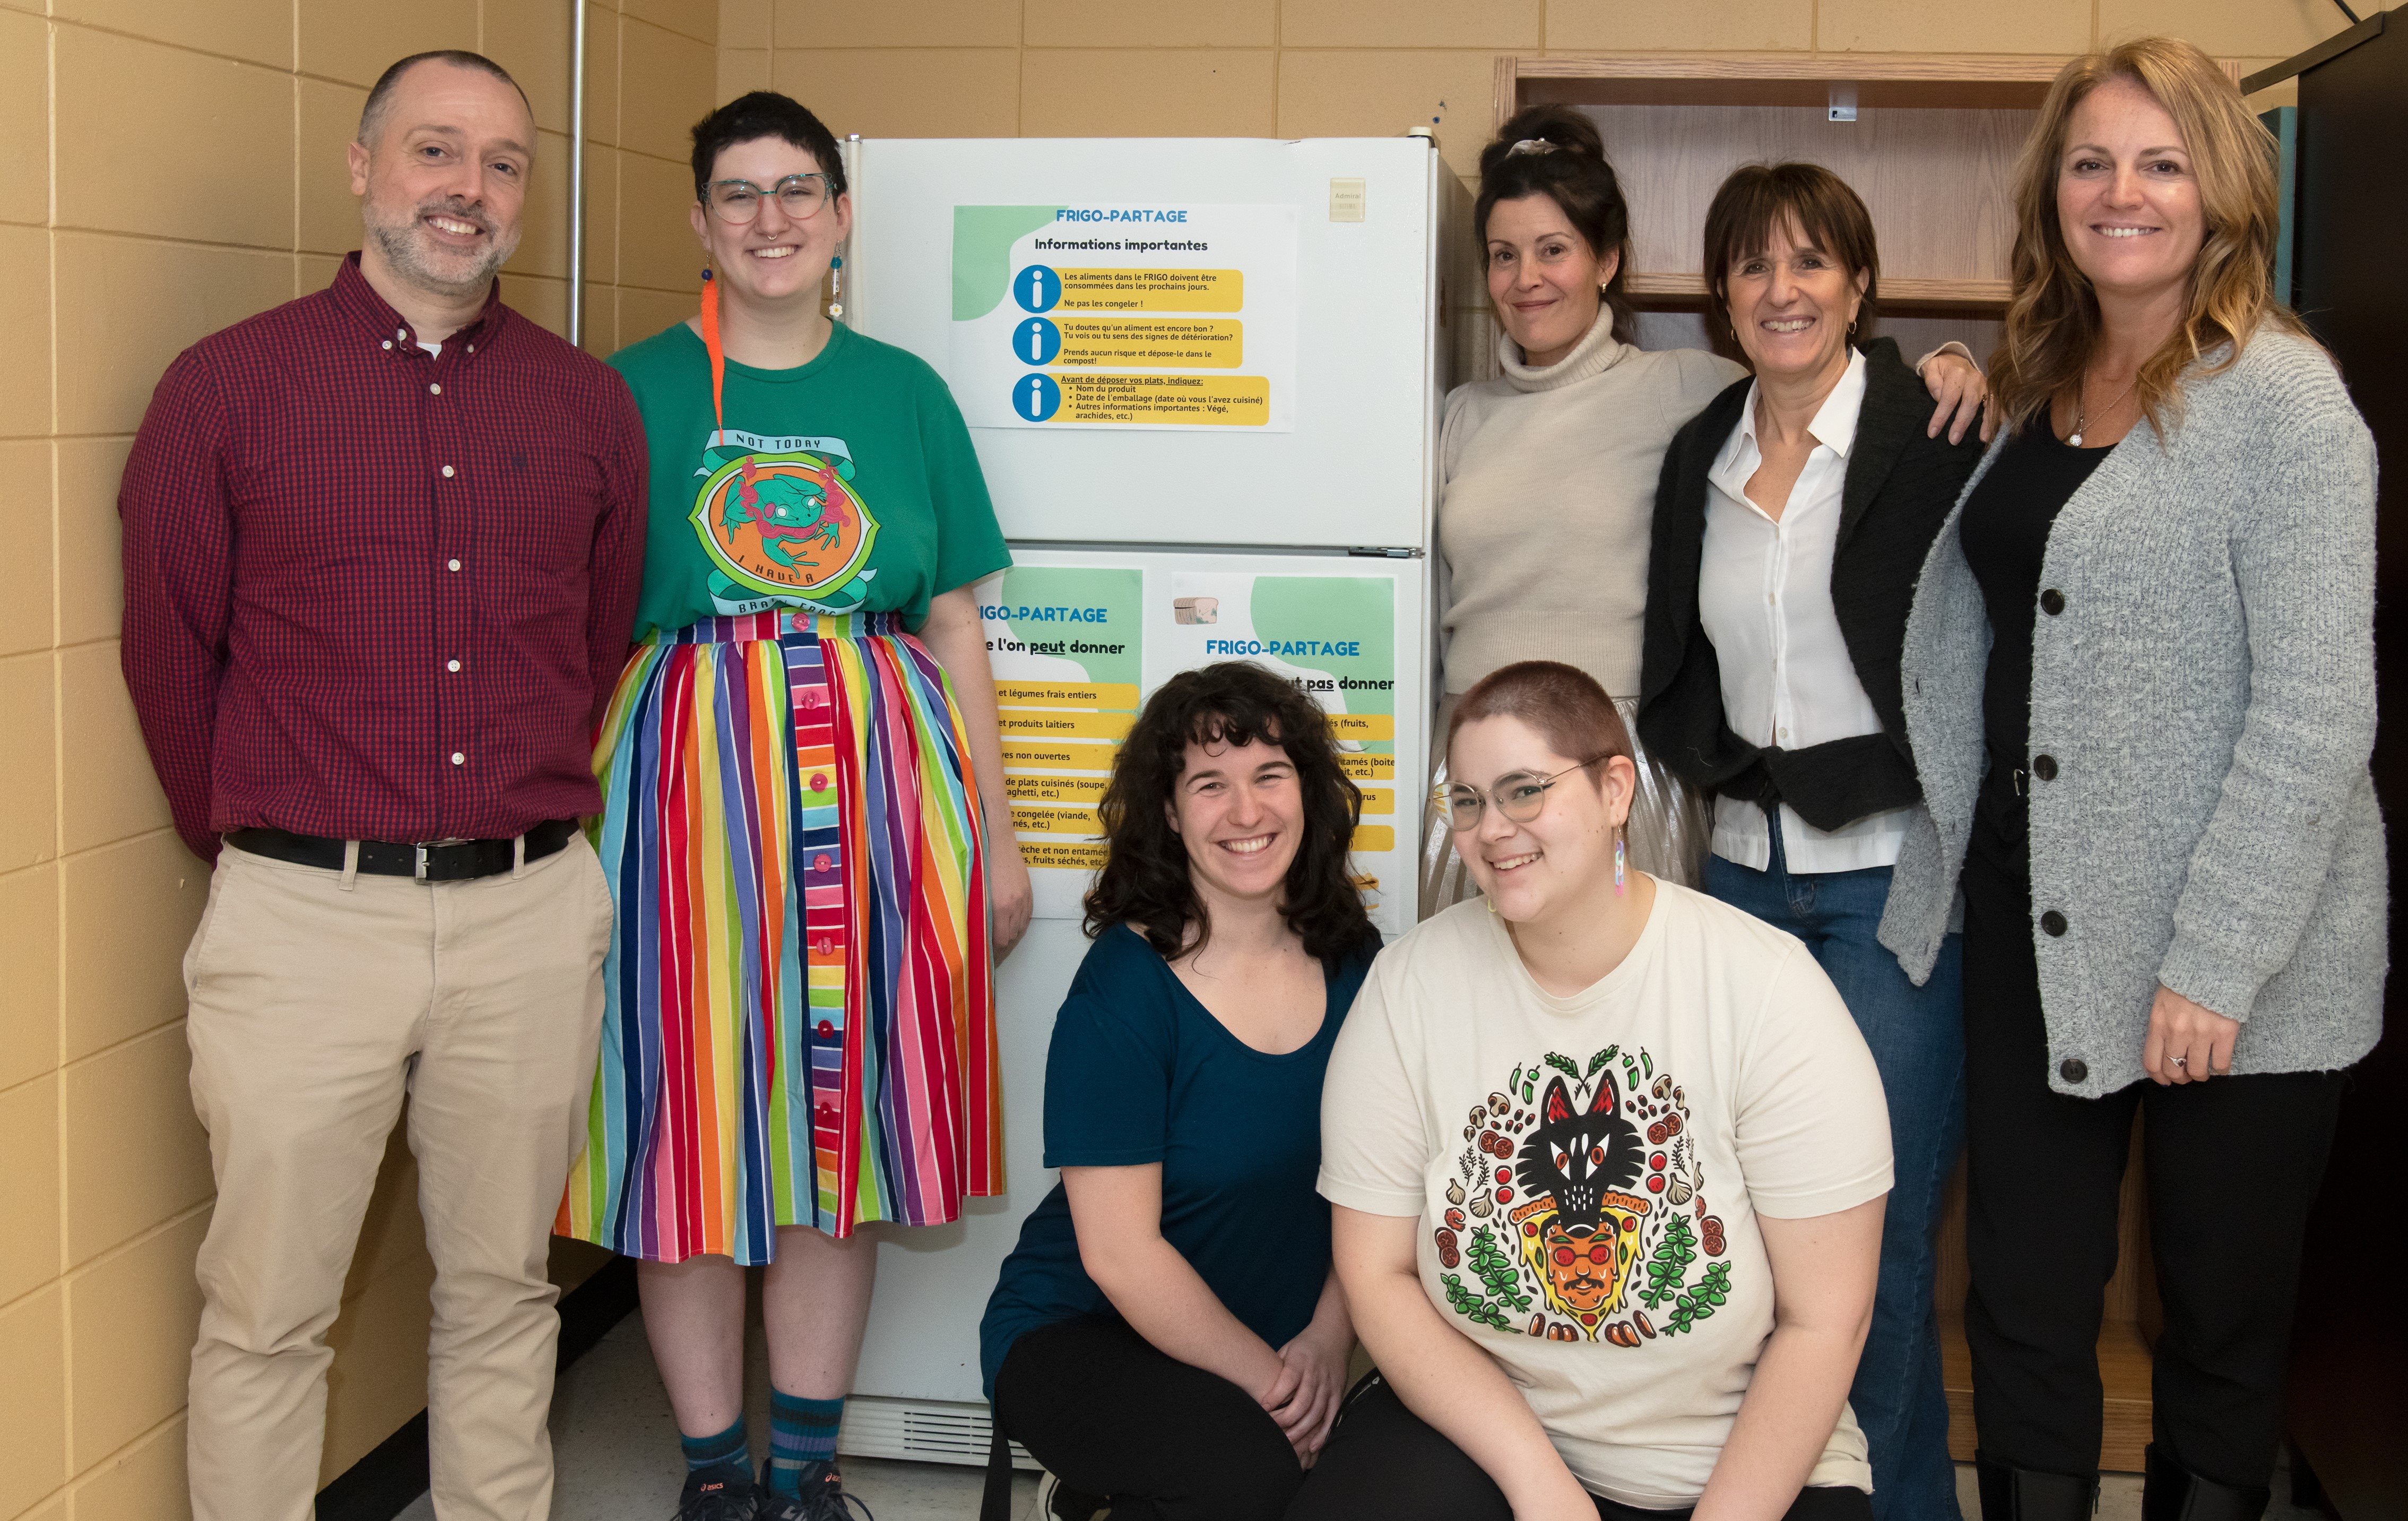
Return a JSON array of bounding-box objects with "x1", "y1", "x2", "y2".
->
[
  {"x1": 827, "y1": 254, "x2": 844, "y2": 320},
  {"x1": 1614, "y1": 827, "x2": 1626, "y2": 896},
  {"x1": 699, "y1": 267, "x2": 729, "y2": 448}
]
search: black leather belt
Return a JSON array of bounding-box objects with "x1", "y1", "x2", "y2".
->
[{"x1": 224, "y1": 819, "x2": 579, "y2": 882}]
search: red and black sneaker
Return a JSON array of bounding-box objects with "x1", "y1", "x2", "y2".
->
[
  {"x1": 674, "y1": 1463, "x2": 761, "y2": 1520},
  {"x1": 757, "y1": 1461, "x2": 873, "y2": 1521}
]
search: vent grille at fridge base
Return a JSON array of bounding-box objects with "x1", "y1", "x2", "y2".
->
[{"x1": 837, "y1": 1395, "x2": 1040, "y2": 1471}]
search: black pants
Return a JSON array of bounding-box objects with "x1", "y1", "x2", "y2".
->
[
  {"x1": 1290, "y1": 1377, "x2": 1875, "y2": 1521},
  {"x1": 1959, "y1": 807, "x2": 2345, "y2": 1487},
  {"x1": 992, "y1": 1317, "x2": 1307, "y2": 1521},
  {"x1": 993, "y1": 1325, "x2": 1873, "y2": 1521}
]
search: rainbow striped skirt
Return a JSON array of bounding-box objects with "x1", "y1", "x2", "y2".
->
[{"x1": 557, "y1": 609, "x2": 1000, "y2": 1263}]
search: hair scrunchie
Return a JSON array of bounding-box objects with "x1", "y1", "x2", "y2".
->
[{"x1": 1506, "y1": 137, "x2": 1561, "y2": 156}]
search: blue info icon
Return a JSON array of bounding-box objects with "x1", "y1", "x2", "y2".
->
[
  {"x1": 1012, "y1": 374, "x2": 1063, "y2": 422},
  {"x1": 1014, "y1": 264, "x2": 1062, "y2": 313},
  {"x1": 1014, "y1": 316, "x2": 1063, "y2": 365}
]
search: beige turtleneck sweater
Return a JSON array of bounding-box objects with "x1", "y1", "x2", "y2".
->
[{"x1": 1438, "y1": 313, "x2": 1744, "y2": 698}]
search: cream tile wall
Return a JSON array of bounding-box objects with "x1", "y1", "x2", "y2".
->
[
  {"x1": 0, "y1": 2, "x2": 715, "y2": 1518},
  {"x1": 730, "y1": 0, "x2": 2392, "y2": 185},
  {"x1": 729, "y1": 0, "x2": 2392, "y2": 390}
]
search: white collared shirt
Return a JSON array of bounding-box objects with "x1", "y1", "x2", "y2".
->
[{"x1": 1697, "y1": 350, "x2": 1912, "y2": 874}]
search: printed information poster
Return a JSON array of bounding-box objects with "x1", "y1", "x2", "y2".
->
[
  {"x1": 1151, "y1": 572, "x2": 1406, "y2": 935},
  {"x1": 949, "y1": 203, "x2": 1298, "y2": 431},
  {"x1": 976, "y1": 565, "x2": 1145, "y2": 920}
]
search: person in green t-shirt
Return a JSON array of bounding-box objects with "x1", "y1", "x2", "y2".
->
[{"x1": 553, "y1": 91, "x2": 1031, "y2": 1521}]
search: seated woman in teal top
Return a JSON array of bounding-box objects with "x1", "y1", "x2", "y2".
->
[{"x1": 980, "y1": 661, "x2": 1379, "y2": 1521}]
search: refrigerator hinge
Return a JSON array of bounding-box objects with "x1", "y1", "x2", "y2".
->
[{"x1": 1346, "y1": 546, "x2": 1423, "y2": 558}]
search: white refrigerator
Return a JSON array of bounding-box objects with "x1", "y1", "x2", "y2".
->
[{"x1": 829, "y1": 134, "x2": 1466, "y2": 1466}]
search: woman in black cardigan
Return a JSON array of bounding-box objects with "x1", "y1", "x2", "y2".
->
[{"x1": 1637, "y1": 163, "x2": 1986, "y2": 1521}]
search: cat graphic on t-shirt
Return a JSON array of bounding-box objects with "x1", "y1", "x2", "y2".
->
[
  {"x1": 1516, "y1": 1073, "x2": 1644, "y2": 1228},
  {"x1": 1439, "y1": 1050, "x2": 1730, "y2": 1347}
]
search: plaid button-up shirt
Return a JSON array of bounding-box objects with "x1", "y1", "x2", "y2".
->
[{"x1": 120, "y1": 254, "x2": 648, "y2": 861}]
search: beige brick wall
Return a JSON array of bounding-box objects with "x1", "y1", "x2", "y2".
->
[{"x1": 0, "y1": 2, "x2": 713, "y2": 1517}]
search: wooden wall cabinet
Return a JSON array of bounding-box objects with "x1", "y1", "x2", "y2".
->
[{"x1": 1485, "y1": 51, "x2": 2246, "y2": 1474}]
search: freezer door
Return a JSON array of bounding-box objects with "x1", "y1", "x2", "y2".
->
[{"x1": 848, "y1": 137, "x2": 1439, "y2": 551}]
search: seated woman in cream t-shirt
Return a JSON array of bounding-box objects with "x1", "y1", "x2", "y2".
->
[{"x1": 1303, "y1": 660, "x2": 1892, "y2": 1521}]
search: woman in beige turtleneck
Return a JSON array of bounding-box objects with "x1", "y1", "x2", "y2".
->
[{"x1": 1424, "y1": 106, "x2": 1987, "y2": 912}]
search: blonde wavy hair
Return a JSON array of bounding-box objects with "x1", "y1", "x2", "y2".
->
[{"x1": 1989, "y1": 36, "x2": 2307, "y2": 435}]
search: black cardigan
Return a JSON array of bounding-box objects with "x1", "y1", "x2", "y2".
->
[{"x1": 1636, "y1": 338, "x2": 1985, "y2": 834}]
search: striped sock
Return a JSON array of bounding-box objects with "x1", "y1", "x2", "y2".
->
[
  {"x1": 680, "y1": 1416, "x2": 750, "y2": 1475},
  {"x1": 766, "y1": 1391, "x2": 844, "y2": 1496}
]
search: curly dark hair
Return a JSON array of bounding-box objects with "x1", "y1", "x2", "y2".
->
[{"x1": 1083, "y1": 662, "x2": 1375, "y2": 965}]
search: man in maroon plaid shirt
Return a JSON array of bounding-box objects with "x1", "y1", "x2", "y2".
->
[{"x1": 119, "y1": 50, "x2": 646, "y2": 1521}]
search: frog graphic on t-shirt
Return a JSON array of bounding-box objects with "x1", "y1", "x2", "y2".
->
[
  {"x1": 1435, "y1": 1046, "x2": 1733, "y2": 1346},
  {"x1": 689, "y1": 429, "x2": 881, "y2": 615}
]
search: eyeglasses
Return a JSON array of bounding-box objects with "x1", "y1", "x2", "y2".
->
[
  {"x1": 705, "y1": 172, "x2": 833, "y2": 224},
  {"x1": 1552, "y1": 1243, "x2": 1613, "y2": 1267},
  {"x1": 1439, "y1": 758, "x2": 1607, "y2": 833}
]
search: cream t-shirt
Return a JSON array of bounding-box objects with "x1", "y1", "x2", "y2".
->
[{"x1": 1319, "y1": 882, "x2": 1892, "y2": 1508}]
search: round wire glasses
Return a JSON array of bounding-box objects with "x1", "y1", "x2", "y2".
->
[
  {"x1": 705, "y1": 172, "x2": 833, "y2": 224},
  {"x1": 1438, "y1": 758, "x2": 1609, "y2": 833}
]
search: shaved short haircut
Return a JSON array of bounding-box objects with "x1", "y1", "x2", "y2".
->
[{"x1": 358, "y1": 50, "x2": 531, "y2": 146}]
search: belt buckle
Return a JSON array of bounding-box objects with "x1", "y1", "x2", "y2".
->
[{"x1": 415, "y1": 838, "x2": 472, "y2": 883}]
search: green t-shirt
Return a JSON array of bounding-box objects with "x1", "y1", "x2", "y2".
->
[{"x1": 609, "y1": 319, "x2": 1011, "y2": 637}]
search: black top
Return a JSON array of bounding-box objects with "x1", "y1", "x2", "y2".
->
[
  {"x1": 1957, "y1": 422, "x2": 2111, "y2": 847},
  {"x1": 1638, "y1": 339, "x2": 1987, "y2": 834}
]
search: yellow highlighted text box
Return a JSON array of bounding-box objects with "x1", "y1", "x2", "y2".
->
[
  {"x1": 1001, "y1": 739, "x2": 1121, "y2": 772},
  {"x1": 994, "y1": 681, "x2": 1141, "y2": 710},
  {"x1": 1356, "y1": 787, "x2": 1394, "y2": 816},
  {"x1": 1053, "y1": 318, "x2": 1241, "y2": 369},
  {"x1": 1014, "y1": 806, "x2": 1103, "y2": 835},
  {"x1": 1054, "y1": 267, "x2": 1242, "y2": 312},
  {"x1": 1007, "y1": 774, "x2": 1109, "y2": 806},
  {"x1": 1053, "y1": 373, "x2": 1268, "y2": 427},
  {"x1": 1338, "y1": 754, "x2": 1397, "y2": 780},
  {"x1": 1024, "y1": 838, "x2": 1110, "y2": 872},
  {"x1": 1328, "y1": 713, "x2": 1395, "y2": 740},
  {"x1": 999, "y1": 710, "x2": 1134, "y2": 740},
  {"x1": 1351, "y1": 825, "x2": 1396, "y2": 853}
]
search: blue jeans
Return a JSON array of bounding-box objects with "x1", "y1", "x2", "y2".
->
[{"x1": 1704, "y1": 819, "x2": 1965, "y2": 1521}]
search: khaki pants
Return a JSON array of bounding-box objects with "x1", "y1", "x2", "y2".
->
[{"x1": 182, "y1": 836, "x2": 612, "y2": 1521}]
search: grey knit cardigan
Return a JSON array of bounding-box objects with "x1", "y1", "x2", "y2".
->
[{"x1": 1876, "y1": 330, "x2": 2386, "y2": 1097}]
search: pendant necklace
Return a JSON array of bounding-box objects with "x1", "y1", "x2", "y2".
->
[{"x1": 2068, "y1": 371, "x2": 2137, "y2": 447}]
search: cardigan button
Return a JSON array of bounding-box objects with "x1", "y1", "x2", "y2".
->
[
  {"x1": 2032, "y1": 754, "x2": 2058, "y2": 781},
  {"x1": 2040, "y1": 910, "x2": 2068, "y2": 936},
  {"x1": 2059, "y1": 1058, "x2": 2088, "y2": 1083},
  {"x1": 2040, "y1": 589, "x2": 2066, "y2": 616}
]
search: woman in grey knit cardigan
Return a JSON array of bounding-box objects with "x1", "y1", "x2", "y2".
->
[{"x1": 1879, "y1": 39, "x2": 2383, "y2": 1521}]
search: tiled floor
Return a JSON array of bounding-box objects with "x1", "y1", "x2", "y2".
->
[
  {"x1": 396, "y1": 1311, "x2": 2323, "y2": 1521},
  {"x1": 393, "y1": 1312, "x2": 1041, "y2": 1521}
]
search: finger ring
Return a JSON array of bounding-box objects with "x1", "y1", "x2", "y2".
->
[{"x1": 2171, "y1": 1055, "x2": 2187, "y2": 1067}]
